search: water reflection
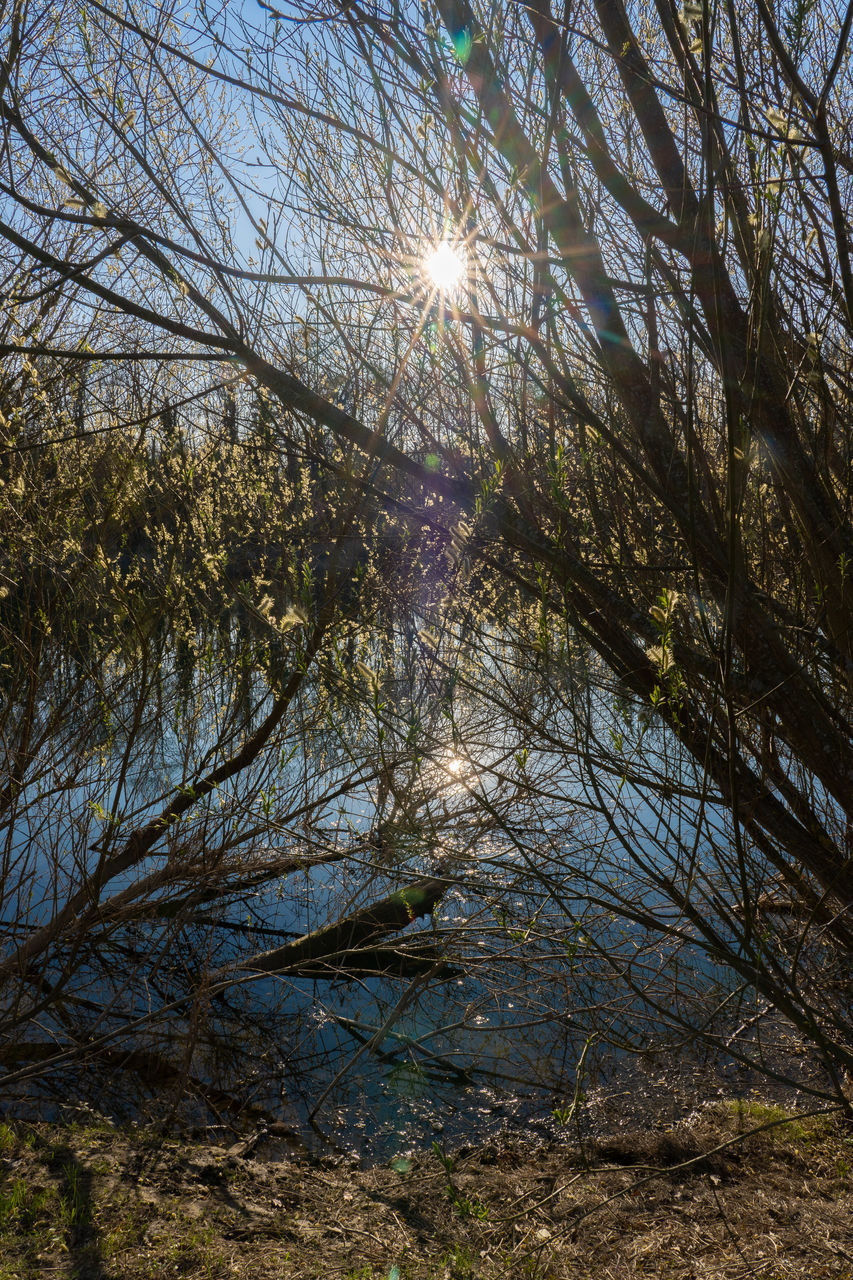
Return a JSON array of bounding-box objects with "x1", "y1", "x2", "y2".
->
[{"x1": 2, "y1": 656, "x2": 828, "y2": 1160}]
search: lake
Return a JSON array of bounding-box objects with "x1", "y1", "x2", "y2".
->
[{"x1": 0, "y1": 678, "x2": 823, "y2": 1159}]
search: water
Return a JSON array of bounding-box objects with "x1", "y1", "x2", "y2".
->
[
  {"x1": 1, "y1": 662, "x2": 827, "y2": 1158},
  {"x1": 6, "y1": 855, "x2": 745, "y2": 1162}
]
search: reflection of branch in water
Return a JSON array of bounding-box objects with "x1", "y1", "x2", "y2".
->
[
  {"x1": 290, "y1": 942, "x2": 459, "y2": 980},
  {"x1": 308, "y1": 965, "x2": 442, "y2": 1121},
  {"x1": 332, "y1": 1013, "x2": 473, "y2": 1083},
  {"x1": 329, "y1": 1012, "x2": 558, "y2": 1092}
]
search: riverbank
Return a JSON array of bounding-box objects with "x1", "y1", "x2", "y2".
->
[{"x1": 1, "y1": 1100, "x2": 851, "y2": 1279}]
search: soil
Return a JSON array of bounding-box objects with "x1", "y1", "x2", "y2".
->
[{"x1": 1, "y1": 1098, "x2": 852, "y2": 1279}]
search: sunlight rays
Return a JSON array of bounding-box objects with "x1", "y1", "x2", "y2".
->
[{"x1": 424, "y1": 239, "x2": 467, "y2": 295}]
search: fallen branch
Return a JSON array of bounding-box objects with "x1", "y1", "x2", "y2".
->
[{"x1": 236, "y1": 873, "x2": 452, "y2": 977}]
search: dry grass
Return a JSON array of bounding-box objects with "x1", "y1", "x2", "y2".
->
[{"x1": 1, "y1": 1101, "x2": 852, "y2": 1279}]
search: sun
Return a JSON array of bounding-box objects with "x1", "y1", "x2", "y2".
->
[{"x1": 425, "y1": 240, "x2": 466, "y2": 293}]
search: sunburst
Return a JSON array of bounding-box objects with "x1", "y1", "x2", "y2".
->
[{"x1": 424, "y1": 240, "x2": 466, "y2": 294}]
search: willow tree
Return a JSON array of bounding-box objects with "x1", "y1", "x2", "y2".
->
[{"x1": 1, "y1": 0, "x2": 852, "y2": 1118}]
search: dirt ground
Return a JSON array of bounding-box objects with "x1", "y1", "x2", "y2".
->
[{"x1": 1, "y1": 1100, "x2": 852, "y2": 1279}]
